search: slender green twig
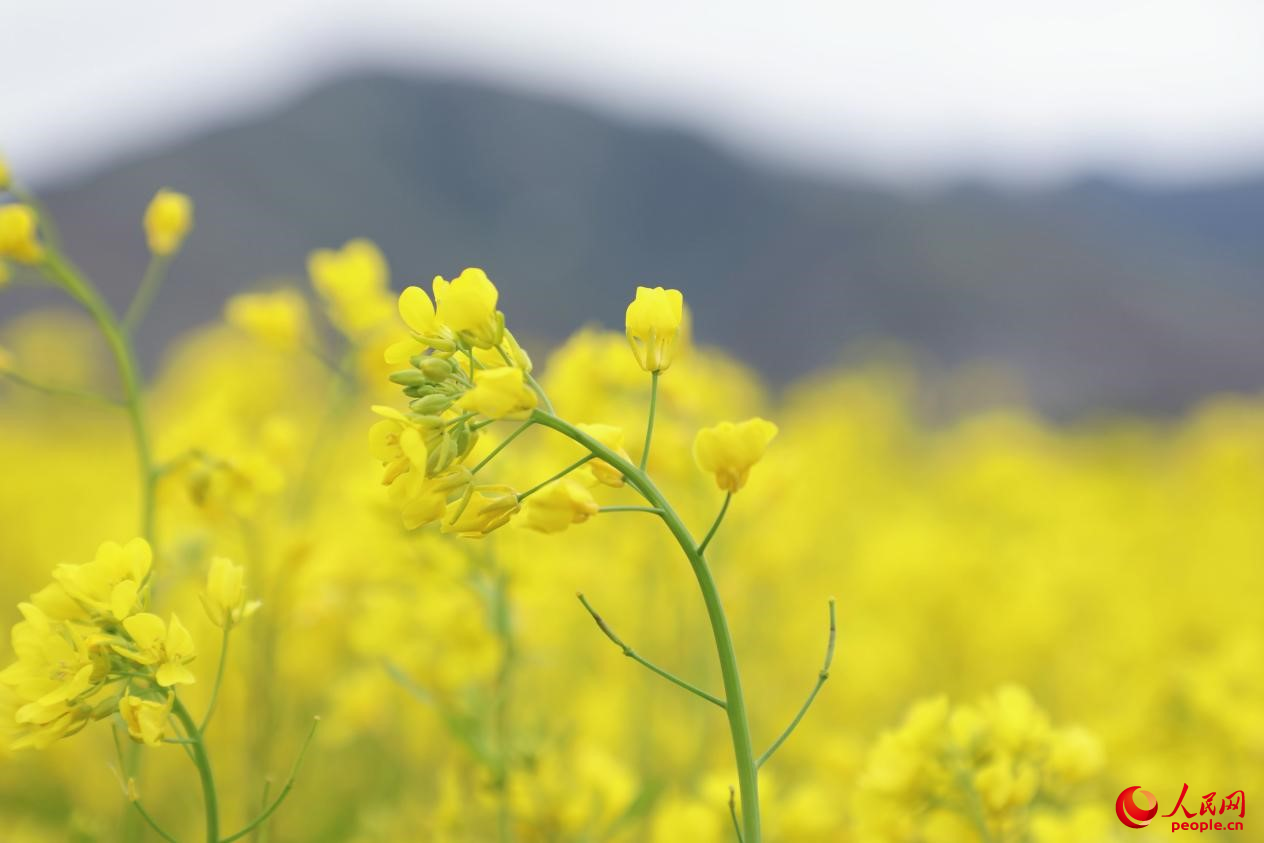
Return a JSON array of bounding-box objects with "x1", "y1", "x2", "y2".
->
[
  {"x1": 252, "y1": 779, "x2": 273, "y2": 843},
  {"x1": 1, "y1": 369, "x2": 121, "y2": 406},
  {"x1": 639, "y1": 370, "x2": 660, "y2": 470},
  {"x1": 598, "y1": 505, "x2": 664, "y2": 515},
  {"x1": 516, "y1": 454, "x2": 594, "y2": 501},
  {"x1": 199, "y1": 624, "x2": 232, "y2": 733},
  {"x1": 41, "y1": 252, "x2": 157, "y2": 542},
  {"x1": 471, "y1": 419, "x2": 534, "y2": 474},
  {"x1": 530, "y1": 408, "x2": 763, "y2": 842},
  {"x1": 170, "y1": 697, "x2": 219, "y2": 843},
  {"x1": 697, "y1": 493, "x2": 732, "y2": 556},
  {"x1": 219, "y1": 718, "x2": 320, "y2": 843},
  {"x1": 728, "y1": 786, "x2": 745, "y2": 843},
  {"x1": 123, "y1": 253, "x2": 171, "y2": 333},
  {"x1": 577, "y1": 593, "x2": 726, "y2": 710},
  {"x1": 756, "y1": 599, "x2": 836, "y2": 768},
  {"x1": 112, "y1": 727, "x2": 182, "y2": 843}
]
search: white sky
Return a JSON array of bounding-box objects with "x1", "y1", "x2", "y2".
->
[{"x1": 4, "y1": 0, "x2": 1264, "y2": 187}]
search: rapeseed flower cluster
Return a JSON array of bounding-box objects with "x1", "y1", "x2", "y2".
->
[{"x1": 1, "y1": 153, "x2": 1260, "y2": 842}]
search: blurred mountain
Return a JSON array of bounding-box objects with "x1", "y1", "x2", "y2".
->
[{"x1": 14, "y1": 72, "x2": 1264, "y2": 414}]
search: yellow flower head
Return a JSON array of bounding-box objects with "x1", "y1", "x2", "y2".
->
[
  {"x1": 0, "y1": 204, "x2": 44, "y2": 264},
  {"x1": 224, "y1": 289, "x2": 310, "y2": 351},
  {"x1": 692, "y1": 417, "x2": 779, "y2": 493},
  {"x1": 441, "y1": 485, "x2": 521, "y2": 537},
  {"x1": 115, "y1": 613, "x2": 196, "y2": 687},
  {"x1": 308, "y1": 239, "x2": 394, "y2": 336},
  {"x1": 143, "y1": 189, "x2": 193, "y2": 255},
  {"x1": 457, "y1": 366, "x2": 537, "y2": 419},
  {"x1": 0, "y1": 603, "x2": 100, "y2": 749},
  {"x1": 201, "y1": 557, "x2": 259, "y2": 628},
  {"x1": 52, "y1": 538, "x2": 152, "y2": 621},
  {"x1": 369, "y1": 405, "x2": 429, "y2": 485},
  {"x1": 388, "y1": 466, "x2": 471, "y2": 530},
  {"x1": 434, "y1": 268, "x2": 503, "y2": 349},
  {"x1": 576, "y1": 423, "x2": 630, "y2": 487},
  {"x1": 518, "y1": 478, "x2": 599, "y2": 534},
  {"x1": 118, "y1": 693, "x2": 172, "y2": 747},
  {"x1": 625, "y1": 286, "x2": 684, "y2": 373}
]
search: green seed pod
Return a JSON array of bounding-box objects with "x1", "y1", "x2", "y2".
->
[{"x1": 388, "y1": 369, "x2": 429, "y2": 387}]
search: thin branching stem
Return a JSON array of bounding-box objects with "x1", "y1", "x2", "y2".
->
[
  {"x1": 123, "y1": 253, "x2": 171, "y2": 333},
  {"x1": 517, "y1": 455, "x2": 594, "y2": 501},
  {"x1": 756, "y1": 598, "x2": 837, "y2": 768},
  {"x1": 199, "y1": 623, "x2": 232, "y2": 733},
  {"x1": 112, "y1": 727, "x2": 182, "y2": 843},
  {"x1": 1, "y1": 370, "x2": 122, "y2": 406},
  {"x1": 598, "y1": 505, "x2": 664, "y2": 515},
  {"x1": 697, "y1": 493, "x2": 732, "y2": 556},
  {"x1": 639, "y1": 369, "x2": 660, "y2": 470},
  {"x1": 471, "y1": 419, "x2": 534, "y2": 474},
  {"x1": 171, "y1": 697, "x2": 219, "y2": 843},
  {"x1": 219, "y1": 718, "x2": 320, "y2": 843},
  {"x1": 578, "y1": 592, "x2": 726, "y2": 709},
  {"x1": 728, "y1": 786, "x2": 745, "y2": 843}
]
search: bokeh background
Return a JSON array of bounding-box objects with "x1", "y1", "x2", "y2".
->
[{"x1": 2, "y1": 2, "x2": 1263, "y2": 841}]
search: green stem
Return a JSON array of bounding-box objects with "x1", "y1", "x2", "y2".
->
[
  {"x1": 728, "y1": 786, "x2": 745, "y2": 843},
  {"x1": 491, "y1": 566, "x2": 515, "y2": 843},
  {"x1": 516, "y1": 455, "x2": 593, "y2": 501},
  {"x1": 200, "y1": 624, "x2": 232, "y2": 733},
  {"x1": 41, "y1": 253, "x2": 157, "y2": 542},
  {"x1": 639, "y1": 370, "x2": 659, "y2": 471},
  {"x1": 756, "y1": 599, "x2": 836, "y2": 768},
  {"x1": 578, "y1": 592, "x2": 726, "y2": 709},
  {"x1": 530, "y1": 409, "x2": 762, "y2": 843},
  {"x1": 1, "y1": 369, "x2": 122, "y2": 406},
  {"x1": 123, "y1": 253, "x2": 172, "y2": 333},
  {"x1": 220, "y1": 718, "x2": 320, "y2": 843},
  {"x1": 598, "y1": 505, "x2": 663, "y2": 515},
  {"x1": 697, "y1": 493, "x2": 732, "y2": 556},
  {"x1": 171, "y1": 697, "x2": 219, "y2": 843},
  {"x1": 471, "y1": 419, "x2": 534, "y2": 474}
]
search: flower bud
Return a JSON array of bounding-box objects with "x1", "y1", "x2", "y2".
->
[
  {"x1": 692, "y1": 417, "x2": 778, "y2": 493},
  {"x1": 409, "y1": 394, "x2": 455, "y2": 415},
  {"x1": 200, "y1": 556, "x2": 258, "y2": 628},
  {"x1": 625, "y1": 286, "x2": 683, "y2": 373},
  {"x1": 389, "y1": 369, "x2": 431, "y2": 388},
  {"x1": 143, "y1": 189, "x2": 193, "y2": 255},
  {"x1": 419, "y1": 356, "x2": 457, "y2": 381}
]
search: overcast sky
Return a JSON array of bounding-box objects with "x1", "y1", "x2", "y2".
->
[{"x1": 4, "y1": 0, "x2": 1264, "y2": 187}]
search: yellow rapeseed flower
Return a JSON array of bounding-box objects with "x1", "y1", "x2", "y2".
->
[
  {"x1": 518, "y1": 478, "x2": 599, "y2": 534},
  {"x1": 52, "y1": 538, "x2": 152, "y2": 621},
  {"x1": 143, "y1": 189, "x2": 193, "y2": 255},
  {"x1": 0, "y1": 204, "x2": 44, "y2": 264},
  {"x1": 457, "y1": 366, "x2": 537, "y2": 419},
  {"x1": 441, "y1": 485, "x2": 520, "y2": 537},
  {"x1": 0, "y1": 603, "x2": 100, "y2": 750},
  {"x1": 308, "y1": 239, "x2": 394, "y2": 336},
  {"x1": 118, "y1": 693, "x2": 172, "y2": 747},
  {"x1": 115, "y1": 613, "x2": 196, "y2": 687},
  {"x1": 434, "y1": 268, "x2": 502, "y2": 348},
  {"x1": 201, "y1": 556, "x2": 259, "y2": 628},
  {"x1": 625, "y1": 286, "x2": 684, "y2": 372},
  {"x1": 576, "y1": 423, "x2": 630, "y2": 487},
  {"x1": 368, "y1": 406, "x2": 429, "y2": 485},
  {"x1": 692, "y1": 417, "x2": 778, "y2": 493},
  {"x1": 224, "y1": 289, "x2": 310, "y2": 351}
]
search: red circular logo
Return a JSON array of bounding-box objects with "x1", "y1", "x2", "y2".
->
[{"x1": 1116, "y1": 786, "x2": 1159, "y2": 828}]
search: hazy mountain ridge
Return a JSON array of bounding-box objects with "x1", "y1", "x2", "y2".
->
[{"x1": 10, "y1": 71, "x2": 1264, "y2": 414}]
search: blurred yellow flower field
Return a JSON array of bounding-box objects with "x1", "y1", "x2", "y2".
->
[{"x1": 0, "y1": 173, "x2": 1260, "y2": 842}]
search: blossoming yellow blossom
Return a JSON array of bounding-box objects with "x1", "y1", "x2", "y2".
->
[
  {"x1": 143, "y1": 189, "x2": 193, "y2": 255},
  {"x1": 457, "y1": 366, "x2": 537, "y2": 419},
  {"x1": 309, "y1": 239, "x2": 394, "y2": 336},
  {"x1": 115, "y1": 613, "x2": 196, "y2": 687},
  {"x1": 625, "y1": 286, "x2": 684, "y2": 372},
  {"x1": 201, "y1": 557, "x2": 259, "y2": 628},
  {"x1": 576, "y1": 423, "x2": 630, "y2": 486},
  {"x1": 0, "y1": 204, "x2": 44, "y2": 264},
  {"x1": 0, "y1": 603, "x2": 100, "y2": 750},
  {"x1": 692, "y1": 417, "x2": 778, "y2": 493},
  {"x1": 52, "y1": 537, "x2": 152, "y2": 621},
  {"x1": 441, "y1": 485, "x2": 520, "y2": 537},
  {"x1": 225, "y1": 289, "x2": 310, "y2": 351},
  {"x1": 118, "y1": 693, "x2": 171, "y2": 747},
  {"x1": 517, "y1": 478, "x2": 599, "y2": 534},
  {"x1": 368, "y1": 406, "x2": 430, "y2": 485},
  {"x1": 434, "y1": 268, "x2": 502, "y2": 348}
]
